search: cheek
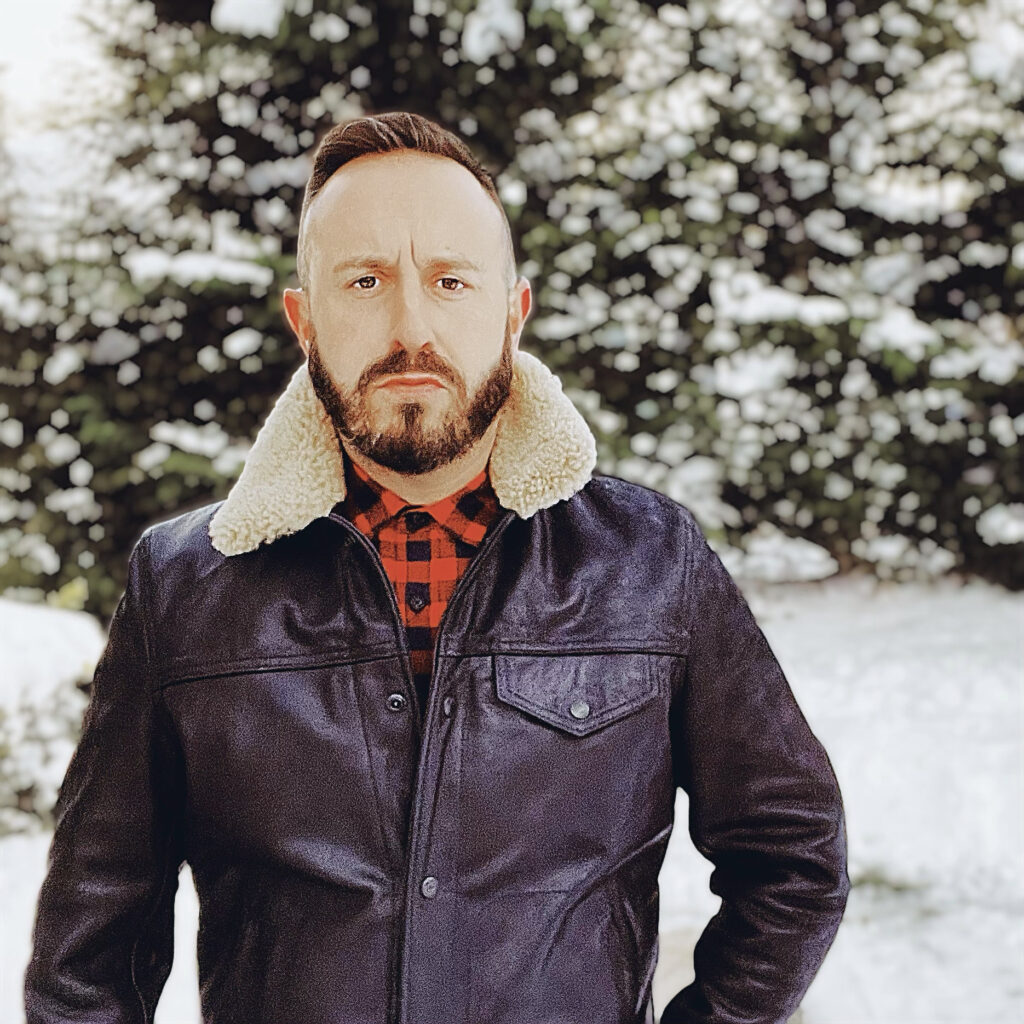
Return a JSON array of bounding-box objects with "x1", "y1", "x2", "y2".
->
[{"x1": 449, "y1": 302, "x2": 506, "y2": 347}]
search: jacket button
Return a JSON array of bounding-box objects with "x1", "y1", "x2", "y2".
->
[
  {"x1": 386, "y1": 692, "x2": 408, "y2": 712},
  {"x1": 443, "y1": 696, "x2": 455, "y2": 717},
  {"x1": 421, "y1": 876, "x2": 438, "y2": 898},
  {"x1": 570, "y1": 699, "x2": 591, "y2": 719}
]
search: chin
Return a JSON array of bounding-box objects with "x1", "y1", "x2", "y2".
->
[{"x1": 378, "y1": 396, "x2": 451, "y2": 427}]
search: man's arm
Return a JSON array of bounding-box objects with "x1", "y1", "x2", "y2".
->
[
  {"x1": 663, "y1": 517, "x2": 849, "y2": 1024},
  {"x1": 24, "y1": 531, "x2": 186, "y2": 1024}
]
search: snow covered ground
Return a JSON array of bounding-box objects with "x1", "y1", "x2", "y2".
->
[
  {"x1": 2, "y1": 571, "x2": 1022, "y2": 1023},
  {"x1": 652, "y1": 571, "x2": 1024, "y2": 1023}
]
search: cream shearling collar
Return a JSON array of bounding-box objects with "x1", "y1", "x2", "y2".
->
[{"x1": 208, "y1": 350, "x2": 598, "y2": 556}]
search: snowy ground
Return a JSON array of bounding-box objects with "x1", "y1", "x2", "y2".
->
[
  {"x1": 652, "y1": 572, "x2": 1024, "y2": 1023},
  {"x1": 2, "y1": 571, "x2": 1022, "y2": 1023}
]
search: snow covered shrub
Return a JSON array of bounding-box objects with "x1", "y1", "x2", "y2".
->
[
  {"x1": 0, "y1": 599, "x2": 102, "y2": 835},
  {"x1": 507, "y1": 0, "x2": 1024, "y2": 585}
]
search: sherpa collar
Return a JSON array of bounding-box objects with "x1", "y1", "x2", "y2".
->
[{"x1": 208, "y1": 349, "x2": 598, "y2": 556}]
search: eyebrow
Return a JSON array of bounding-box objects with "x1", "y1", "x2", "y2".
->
[{"x1": 331, "y1": 253, "x2": 484, "y2": 276}]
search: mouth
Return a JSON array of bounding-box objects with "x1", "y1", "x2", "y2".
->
[{"x1": 378, "y1": 374, "x2": 446, "y2": 390}]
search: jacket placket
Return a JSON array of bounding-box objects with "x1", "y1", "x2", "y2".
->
[{"x1": 328, "y1": 505, "x2": 518, "y2": 1024}]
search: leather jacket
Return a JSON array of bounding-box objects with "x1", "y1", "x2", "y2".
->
[{"x1": 25, "y1": 351, "x2": 849, "y2": 1024}]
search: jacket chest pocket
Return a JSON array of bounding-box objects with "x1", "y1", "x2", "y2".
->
[{"x1": 493, "y1": 650, "x2": 668, "y2": 736}]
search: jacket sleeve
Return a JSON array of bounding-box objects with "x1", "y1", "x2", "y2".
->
[
  {"x1": 23, "y1": 531, "x2": 186, "y2": 1024},
  {"x1": 661, "y1": 519, "x2": 850, "y2": 1024}
]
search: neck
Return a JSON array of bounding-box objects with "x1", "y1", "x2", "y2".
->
[{"x1": 341, "y1": 419, "x2": 498, "y2": 505}]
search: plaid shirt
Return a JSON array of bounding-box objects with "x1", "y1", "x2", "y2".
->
[{"x1": 341, "y1": 450, "x2": 503, "y2": 716}]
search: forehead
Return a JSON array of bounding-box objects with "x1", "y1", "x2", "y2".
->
[{"x1": 306, "y1": 150, "x2": 504, "y2": 271}]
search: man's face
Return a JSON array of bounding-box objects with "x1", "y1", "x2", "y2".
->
[{"x1": 291, "y1": 149, "x2": 528, "y2": 475}]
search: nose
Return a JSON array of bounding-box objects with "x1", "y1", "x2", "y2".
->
[{"x1": 391, "y1": 273, "x2": 435, "y2": 354}]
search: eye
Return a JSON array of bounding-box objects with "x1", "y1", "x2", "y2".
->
[
  {"x1": 353, "y1": 275, "x2": 379, "y2": 290},
  {"x1": 438, "y1": 276, "x2": 465, "y2": 292}
]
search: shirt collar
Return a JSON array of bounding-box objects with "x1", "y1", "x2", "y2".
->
[{"x1": 342, "y1": 448, "x2": 499, "y2": 545}]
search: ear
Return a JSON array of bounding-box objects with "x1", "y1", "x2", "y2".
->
[
  {"x1": 282, "y1": 287, "x2": 312, "y2": 358},
  {"x1": 508, "y1": 276, "x2": 532, "y2": 350}
]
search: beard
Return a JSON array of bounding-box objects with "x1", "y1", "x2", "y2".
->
[{"x1": 306, "y1": 316, "x2": 515, "y2": 475}]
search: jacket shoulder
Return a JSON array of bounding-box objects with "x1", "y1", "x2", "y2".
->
[
  {"x1": 137, "y1": 499, "x2": 225, "y2": 577},
  {"x1": 525, "y1": 472, "x2": 709, "y2": 590},
  {"x1": 574, "y1": 472, "x2": 705, "y2": 538}
]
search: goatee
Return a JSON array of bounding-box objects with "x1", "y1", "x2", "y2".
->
[{"x1": 307, "y1": 319, "x2": 515, "y2": 475}]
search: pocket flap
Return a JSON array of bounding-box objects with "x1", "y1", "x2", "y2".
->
[{"x1": 494, "y1": 652, "x2": 663, "y2": 736}]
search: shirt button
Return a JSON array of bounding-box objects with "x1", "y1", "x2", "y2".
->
[
  {"x1": 570, "y1": 699, "x2": 591, "y2": 720},
  {"x1": 421, "y1": 876, "x2": 438, "y2": 898},
  {"x1": 405, "y1": 510, "x2": 432, "y2": 532},
  {"x1": 408, "y1": 592, "x2": 427, "y2": 613},
  {"x1": 386, "y1": 692, "x2": 408, "y2": 712}
]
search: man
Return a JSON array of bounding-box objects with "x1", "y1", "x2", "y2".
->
[{"x1": 24, "y1": 112, "x2": 849, "y2": 1024}]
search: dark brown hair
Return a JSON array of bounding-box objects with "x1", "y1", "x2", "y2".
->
[{"x1": 296, "y1": 111, "x2": 516, "y2": 293}]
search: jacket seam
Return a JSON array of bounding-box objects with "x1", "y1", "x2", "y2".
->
[
  {"x1": 158, "y1": 647, "x2": 689, "y2": 688},
  {"x1": 350, "y1": 674, "x2": 398, "y2": 876},
  {"x1": 157, "y1": 647, "x2": 401, "y2": 688},
  {"x1": 474, "y1": 642, "x2": 689, "y2": 656},
  {"x1": 681, "y1": 517, "x2": 701, "y2": 641}
]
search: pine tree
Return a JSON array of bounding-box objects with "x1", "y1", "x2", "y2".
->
[
  {"x1": 505, "y1": 0, "x2": 1024, "y2": 585},
  {"x1": 1, "y1": 0, "x2": 626, "y2": 618}
]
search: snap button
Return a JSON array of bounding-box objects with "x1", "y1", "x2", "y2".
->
[
  {"x1": 443, "y1": 695, "x2": 455, "y2": 717},
  {"x1": 386, "y1": 692, "x2": 408, "y2": 712},
  {"x1": 405, "y1": 510, "x2": 432, "y2": 533},
  {"x1": 408, "y1": 592, "x2": 427, "y2": 613},
  {"x1": 421, "y1": 876, "x2": 438, "y2": 898},
  {"x1": 569, "y1": 699, "x2": 591, "y2": 720}
]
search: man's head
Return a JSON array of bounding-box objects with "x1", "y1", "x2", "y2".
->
[{"x1": 283, "y1": 112, "x2": 531, "y2": 475}]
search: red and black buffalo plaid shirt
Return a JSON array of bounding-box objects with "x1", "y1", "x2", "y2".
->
[{"x1": 341, "y1": 450, "x2": 503, "y2": 716}]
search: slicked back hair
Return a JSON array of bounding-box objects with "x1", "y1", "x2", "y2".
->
[{"x1": 295, "y1": 111, "x2": 517, "y2": 297}]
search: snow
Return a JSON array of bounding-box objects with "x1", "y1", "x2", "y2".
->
[
  {"x1": 959, "y1": 240, "x2": 1010, "y2": 269},
  {"x1": 1001, "y1": 141, "x2": 1024, "y2": 181},
  {"x1": 696, "y1": 343, "x2": 799, "y2": 401},
  {"x1": 930, "y1": 313, "x2": 1024, "y2": 387},
  {"x1": 727, "y1": 521, "x2": 839, "y2": 582},
  {"x1": 835, "y1": 166, "x2": 986, "y2": 224},
  {"x1": 210, "y1": 0, "x2": 285, "y2": 38},
  {"x1": 804, "y1": 209, "x2": 864, "y2": 258},
  {"x1": 654, "y1": 572, "x2": 1024, "y2": 1022},
  {"x1": 0, "y1": 0, "x2": 124, "y2": 141},
  {"x1": 1, "y1": 575, "x2": 1022, "y2": 1022},
  {"x1": 965, "y1": 1, "x2": 1024, "y2": 101},
  {"x1": 91, "y1": 328, "x2": 141, "y2": 365},
  {"x1": 859, "y1": 305, "x2": 941, "y2": 362},
  {"x1": 709, "y1": 270, "x2": 848, "y2": 327},
  {"x1": 308, "y1": 11, "x2": 350, "y2": 43},
  {"x1": 121, "y1": 248, "x2": 275, "y2": 291},
  {"x1": 222, "y1": 327, "x2": 264, "y2": 359},
  {"x1": 40, "y1": 346, "x2": 84, "y2": 386},
  {"x1": 977, "y1": 503, "x2": 1024, "y2": 546},
  {"x1": 0, "y1": 599, "x2": 103, "y2": 834},
  {"x1": 461, "y1": 0, "x2": 525, "y2": 64}
]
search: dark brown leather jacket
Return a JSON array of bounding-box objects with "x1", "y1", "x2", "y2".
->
[{"x1": 25, "y1": 353, "x2": 848, "y2": 1024}]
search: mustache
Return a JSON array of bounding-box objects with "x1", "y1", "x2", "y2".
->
[{"x1": 358, "y1": 349, "x2": 458, "y2": 391}]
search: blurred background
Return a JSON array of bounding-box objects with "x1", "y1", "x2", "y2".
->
[{"x1": 1, "y1": 0, "x2": 1021, "y2": 1021}]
